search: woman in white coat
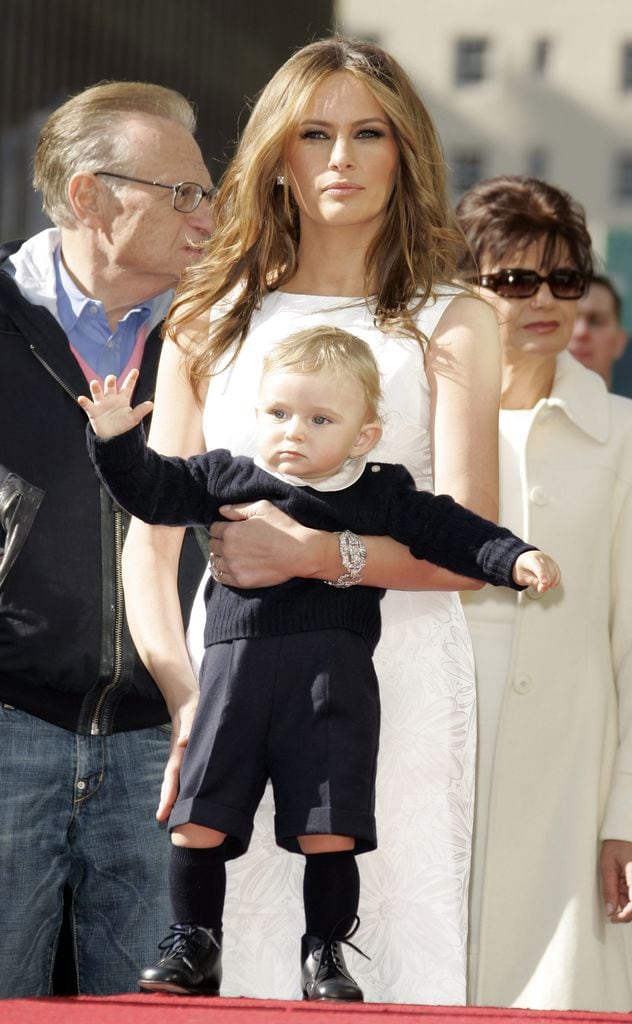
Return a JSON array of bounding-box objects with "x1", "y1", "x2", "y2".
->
[{"x1": 457, "y1": 175, "x2": 632, "y2": 1012}]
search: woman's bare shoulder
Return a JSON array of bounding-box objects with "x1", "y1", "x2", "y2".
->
[{"x1": 431, "y1": 291, "x2": 497, "y2": 343}]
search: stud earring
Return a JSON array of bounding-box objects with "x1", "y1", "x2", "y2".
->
[{"x1": 276, "y1": 175, "x2": 285, "y2": 186}]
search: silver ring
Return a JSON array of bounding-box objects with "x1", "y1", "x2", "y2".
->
[{"x1": 209, "y1": 553, "x2": 224, "y2": 583}]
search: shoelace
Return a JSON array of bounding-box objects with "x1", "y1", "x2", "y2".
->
[
  {"x1": 158, "y1": 923, "x2": 221, "y2": 962},
  {"x1": 320, "y1": 915, "x2": 371, "y2": 966}
]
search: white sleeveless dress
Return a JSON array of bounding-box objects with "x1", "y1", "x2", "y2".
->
[{"x1": 186, "y1": 288, "x2": 476, "y2": 1005}]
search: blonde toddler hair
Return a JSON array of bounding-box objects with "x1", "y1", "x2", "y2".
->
[{"x1": 262, "y1": 326, "x2": 382, "y2": 421}]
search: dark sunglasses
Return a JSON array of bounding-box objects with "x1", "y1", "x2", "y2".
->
[{"x1": 475, "y1": 268, "x2": 587, "y2": 300}]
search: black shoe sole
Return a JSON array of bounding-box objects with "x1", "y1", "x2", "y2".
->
[
  {"x1": 302, "y1": 993, "x2": 364, "y2": 1002},
  {"x1": 139, "y1": 979, "x2": 220, "y2": 996}
]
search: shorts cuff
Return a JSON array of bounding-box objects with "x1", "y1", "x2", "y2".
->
[
  {"x1": 275, "y1": 806, "x2": 377, "y2": 855},
  {"x1": 168, "y1": 797, "x2": 252, "y2": 859}
]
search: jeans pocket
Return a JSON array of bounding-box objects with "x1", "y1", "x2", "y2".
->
[{"x1": 0, "y1": 472, "x2": 45, "y2": 588}]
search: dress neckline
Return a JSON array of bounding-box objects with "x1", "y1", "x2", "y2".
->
[
  {"x1": 271, "y1": 285, "x2": 461, "y2": 304},
  {"x1": 272, "y1": 290, "x2": 366, "y2": 302}
]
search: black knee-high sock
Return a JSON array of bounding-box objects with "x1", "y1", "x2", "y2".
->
[
  {"x1": 168, "y1": 845, "x2": 226, "y2": 930},
  {"x1": 303, "y1": 850, "x2": 360, "y2": 939}
]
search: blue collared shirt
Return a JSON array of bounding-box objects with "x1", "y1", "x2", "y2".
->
[{"x1": 54, "y1": 248, "x2": 153, "y2": 379}]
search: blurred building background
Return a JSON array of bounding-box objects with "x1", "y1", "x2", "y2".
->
[
  {"x1": 0, "y1": 0, "x2": 334, "y2": 238},
  {"x1": 1, "y1": 0, "x2": 630, "y2": 392},
  {"x1": 337, "y1": 0, "x2": 632, "y2": 393}
]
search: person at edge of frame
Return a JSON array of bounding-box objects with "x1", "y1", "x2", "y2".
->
[
  {"x1": 568, "y1": 273, "x2": 628, "y2": 391},
  {"x1": 0, "y1": 80, "x2": 213, "y2": 997},
  {"x1": 457, "y1": 174, "x2": 632, "y2": 1014}
]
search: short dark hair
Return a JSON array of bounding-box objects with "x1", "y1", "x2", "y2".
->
[
  {"x1": 455, "y1": 174, "x2": 594, "y2": 279},
  {"x1": 589, "y1": 274, "x2": 622, "y2": 323}
]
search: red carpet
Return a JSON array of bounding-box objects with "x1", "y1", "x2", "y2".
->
[{"x1": 1, "y1": 996, "x2": 632, "y2": 1024}]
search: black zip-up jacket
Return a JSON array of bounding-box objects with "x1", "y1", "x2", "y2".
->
[{"x1": 0, "y1": 238, "x2": 206, "y2": 735}]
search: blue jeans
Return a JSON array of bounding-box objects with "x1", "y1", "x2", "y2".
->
[{"x1": 0, "y1": 705, "x2": 172, "y2": 996}]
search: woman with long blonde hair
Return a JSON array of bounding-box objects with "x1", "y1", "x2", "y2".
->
[{"x1": 123, "y1": 36, "x2": 501, "y2": 1004}]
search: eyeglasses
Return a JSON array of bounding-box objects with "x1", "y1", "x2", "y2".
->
[
  {"x1": 475, "y1": 268, "x2": 587, "y2": 300},
  {"x1": 95, "y1": 171, "x2": 216, "y2": 213}
]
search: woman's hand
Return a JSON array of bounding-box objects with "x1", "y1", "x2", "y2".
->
[
  {"x1": 600, "y1": 839, "x2": 632, "y2": 923},
  {"x1": 209, "y1": 500, "x2": 335, "y2": 588},
  {"x1": 156, "y1": 691, "x2": 199, "y2": 823}
]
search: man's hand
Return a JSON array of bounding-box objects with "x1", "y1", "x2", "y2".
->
[
  {"x1": 78, "y1": 369, "x2": 153, "y2": 439},
  {"x1": 600, "y1": 839, "x2": 632, "y2": 922},
  {"x1": 156, "y1": 693, "x2": 199, "y2": 823}
]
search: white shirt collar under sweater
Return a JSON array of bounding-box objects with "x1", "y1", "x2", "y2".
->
[{"x1": 253, "y1": 453, "x2": 368, "y2": 491}]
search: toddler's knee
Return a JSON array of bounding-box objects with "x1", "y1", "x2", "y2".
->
[
  {"x1": 171, "y1": 823, "x2": 227, "y2": 848},
  {"x1": 298, "y1": 833, "x2": 355, "y2": 854}
]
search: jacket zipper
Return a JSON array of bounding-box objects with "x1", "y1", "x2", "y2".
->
[
  {"x1": 30, "y1": 344, "x2": 77, "y2": 401},
  {"x1": 30, "y1": 344, "x2": 125, "y2": 735},
  {"x1": 90, "y1": 506, "x2": 124, "y2": 734}
]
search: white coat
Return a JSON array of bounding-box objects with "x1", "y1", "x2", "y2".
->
[{"x1": 463, "y1": 351, "x2": 632, "y2": 1012}]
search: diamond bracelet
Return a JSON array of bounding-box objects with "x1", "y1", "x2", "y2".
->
[{"x1": 324, "y1": 529, "x2": 367, "y2": 589}]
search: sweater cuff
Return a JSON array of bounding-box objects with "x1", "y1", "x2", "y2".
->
[
  {"x1": 86, "y1": 421, "x2": 147, "y2": 469},
  {"x1": 481, "y1": 538, "x2": 538, "y2": 590}
]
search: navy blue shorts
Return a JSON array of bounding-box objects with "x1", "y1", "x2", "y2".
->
[{"x1": 169, "y1": 629, "x2": 380, "y2": 859}]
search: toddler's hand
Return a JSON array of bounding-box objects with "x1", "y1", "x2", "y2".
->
[
  {"x1": 78, "y1": 369, "x2": 153, "y2": 440},
  {"x1": 513, "y1": 550, "x2": 561, "y2": 593}
]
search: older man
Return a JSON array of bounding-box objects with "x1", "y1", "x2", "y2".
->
[{"x1": 0, "y1": 81, "x2": 213, "y2": 996}]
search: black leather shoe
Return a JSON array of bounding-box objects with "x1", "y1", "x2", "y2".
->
[
  {"x1": 138, "y1": 923, "x2": 222, "y2": 995},
  {"x1": 301, "y1": 933, "x2": 364, "y2": 1002}
]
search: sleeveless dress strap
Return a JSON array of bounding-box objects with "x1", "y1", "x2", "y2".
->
[{"x1": 416, "y1": 286, "x2": 463, "y2": 339}]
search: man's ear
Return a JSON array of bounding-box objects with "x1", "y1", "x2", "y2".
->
[
  {"x1": 350, "y1": 421, "x2": 382, "y2": 458},
  {"x1": 67, "y1": 172, "x2": 108, "y2": 229},
  {"x1": 614, "y1": 327, "x2": 629, "y2": 362}
]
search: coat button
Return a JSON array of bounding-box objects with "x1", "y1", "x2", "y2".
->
[
  {"x1": 529, "y1": 486, "x2": 548, "y2": 505},
  {"x1": 513, "y1": 674, "x2": 534, "y2": 694}
]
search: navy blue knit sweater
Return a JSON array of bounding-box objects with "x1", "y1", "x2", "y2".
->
[{"x1": 88, "y1": 425, "x2": 534, "y2": 654}]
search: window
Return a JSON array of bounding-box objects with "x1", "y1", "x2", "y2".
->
[
  {"x1": 532, "y1": 38, "x2": 550, "y2": 76},
  {"x1": 623, "y1": 43, "x2": 632, "y2": 90},
  {"x1": 615, "y1": 153, "x2": 632, "y2": 201},
  {"x1": 455, "y1": 38, "x2": 488, "y2": 85},
  {"x1": 450, "y1": 151, "x2": 485, "y2": 194}
]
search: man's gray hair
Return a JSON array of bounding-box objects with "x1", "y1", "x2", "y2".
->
[{"x1": 33, "y1": 81, "x2": 197, "y2": 227}]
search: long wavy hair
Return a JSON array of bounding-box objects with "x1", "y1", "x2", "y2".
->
[{"x1": 167, "y1": 36, "x2": 465, "y2": 396}]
